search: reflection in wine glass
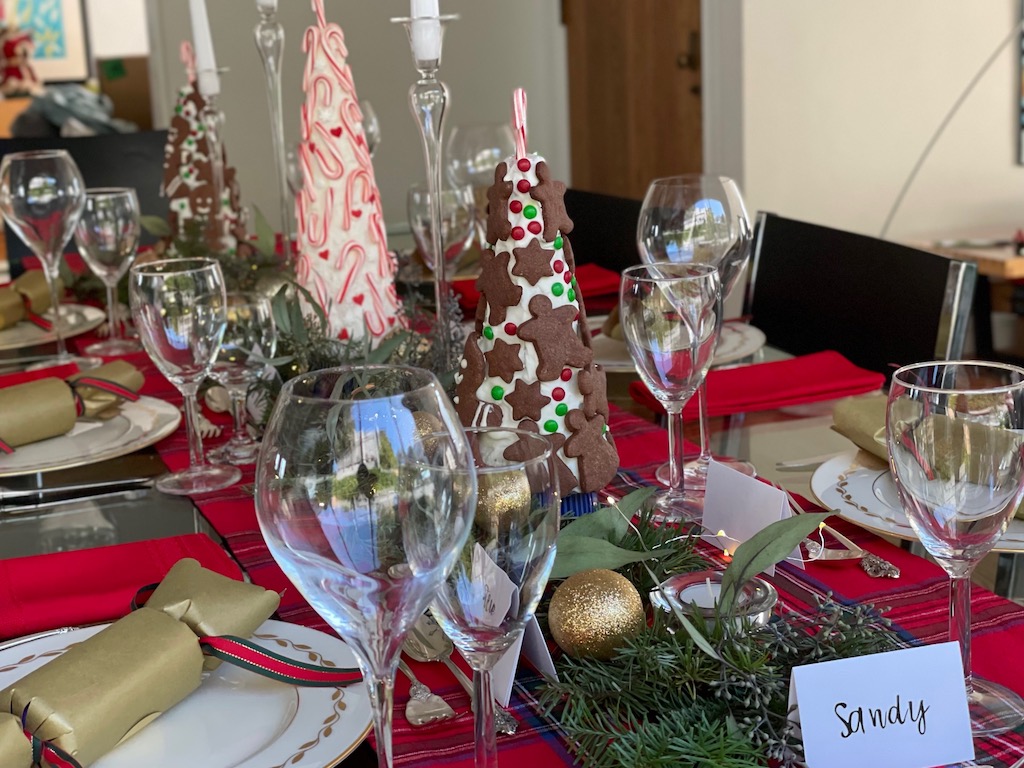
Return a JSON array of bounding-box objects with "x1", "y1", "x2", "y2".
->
[
  {"x1": 887, "y1": 361, "x2": 1024, "y2": 738},
  {"x1": 637, "y1": 174, "x2": 752, "y2": 492},
  {"x1": 74, "y1": 187, "x2": 143, "y2": 356},
  {"x1": 360, "y1": 100, "x2": 382, "y2": 158},
  {"x1": 446, "y1": 123, "x2": 515, "y2": 248},
  {"x1": 255, "y1": 366, "x2": 476, "y2": 768},
  {"x1": 407, "y1": 183, "x2": 476, "y2": 280},
  {"x1": 620, "y1": 263, "x2": 721, "y2": 521},
  {"x1": 129, "y1": 258, "x2": 241, "y2": 495},
  {"x1": 0, "y1": 149, "x2": 86, "y2": 363}
]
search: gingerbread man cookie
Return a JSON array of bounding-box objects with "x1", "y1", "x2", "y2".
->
[{"x1": 517, "y1": 295, "x2": 593, "y2": 381}]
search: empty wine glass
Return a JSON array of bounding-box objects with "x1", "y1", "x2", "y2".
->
[
  {"x1": 360, "y1": 99, "x2": 382, "y2": 158},
  {"x1": 637, "y1": 175, "x2": 753, "y2": 491},
  {"x1": 620, "y1": 263, "x2": 721, "y2": 522},
  {"x1": 0, "y1": 149, "x2": 86, "y2": 363},
  {"x1": 255, "y1": 366, "x2": 476, "y2": 768},
  {"x1": 73, "y1": 187, "x2": 143, "y2": 356},
  {"x1": 446, "y1": 123, "x2": 515, "y2": 248},
  {"x1": 407, "y1": 182, "x2": 476, "y2": 279},
  {"x1": 208, "y1": 293, "x2": 276, "y2": 465},
  {"x1": 429, "y1": 426, "x2": 559, "y2": 768},
  {"x1": 129, "y1": 258, "x2": 241, "y2": 495},
  {"x1": 887, "y1": 361, "x2": 1024, "y2": 736}
]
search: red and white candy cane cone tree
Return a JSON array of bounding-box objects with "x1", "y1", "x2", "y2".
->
[
  {"x1": 453, "y1": 89, "x2": 618, "y2": 496},
  {"x1": 294, "y1": 0, "x2": 402, "y2": 343}
]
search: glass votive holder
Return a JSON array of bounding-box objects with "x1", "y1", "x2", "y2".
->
[{"x1": 650, "y1": 570, "x2": 778, "y2": 630}]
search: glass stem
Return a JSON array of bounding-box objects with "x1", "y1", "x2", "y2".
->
[
  {"x1": 181, "y1": 387, "x2": 208, "y2": 468},
  {"x1": 666, "y1": 404, "x2": 686, "y2": 495},
  {"x1": 43, "y1": 257, "x2": 68, "y2": 361},
  {"x1": 104, "y1": 282, "x2": 120, "y2": 342},
  {"x1": 229, "y1": 388, "x2": 248, "y2": 444},
  {"x1": 950, "y1": 574, "x2": 973, "y2": 695},
  {"x1": 368, "y1": 673, "x2": 396, "y2": 768},
  {"x1": 696, "y1": 383, "x2": 712, "y2": 464},
  {"x1": 472, "y1": 666, "x2": 499, "y2": 768}
]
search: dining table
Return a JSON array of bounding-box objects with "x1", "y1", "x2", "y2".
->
[{"x1": 4, "y1": 312, "x2": 1024, "y2": 768}]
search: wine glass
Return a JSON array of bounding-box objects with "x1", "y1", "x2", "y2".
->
[
  {"x1": 620, "y1": 263, "x2": 721, "y2": 522},
  {"x1": 360, "y1": 99, "x2": 382, "y2": 158},
  {"x1": 407, "y1": 182, "x2": 476, "y2": 280},
  {"x1": 254, "y1": 366, "x2": 476, "y2": 768},
  {"x1": 0, "y1": 149, "x2": 86, "y2": 363},
  {"x1": 429, "y1": 426, "x2": 559, "y2": 768},
  {"x1": 129, "y1": 258, "x2": 241, "y2": 495},
  {"x1": 637, "y1": 175, "x2": 752, "y2": 491},
  {"x1": 73, "y1": 187, "x2": 143, "y2": 356},
  {"x1": 446, "y1": 123, "x2": 515, "y2": 248},
  {"x1": 887, "y1": 361, "x2": 1024, "y2": 736},
  {"x1": 208, "y1": 293, "x2": 276, "y2": 464}
]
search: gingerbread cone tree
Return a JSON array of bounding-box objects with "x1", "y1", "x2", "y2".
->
[
  {"x1": 161, "y1": 43, "x2": 248, "y2": 256},
  {"x1": 294, "y1": 0, "x2": 402, "y2": 343},
  {"x1": 453, "y1": 90, "x2": 618, "y2": 495}
]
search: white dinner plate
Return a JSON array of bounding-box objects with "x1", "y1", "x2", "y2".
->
[
  {"x1": 810, "y1": 449, "x2": 1024, "y2": 553},
  {"x1": 0, "y1": 396, "x2": 181, "y2": 477},
  {"x1": 589, "y1": 318, "x2": 768, "y2": 373},
  {"x1": 0, "y1": 620, "x2": 372, "y2": 767},
  {"x1": 0, "y1": 304, "x2": 106, "y2": 351}
]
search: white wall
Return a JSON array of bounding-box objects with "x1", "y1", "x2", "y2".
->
[
  {"x1": 85, "y1": 0, "x2": 149, "y2": 58},
  {"x1": 711, "y1": 0, "x2": 1024, "y2": 242},
  {"x1": 146, "y1": 0, "x2": 570, "y2": 234}
]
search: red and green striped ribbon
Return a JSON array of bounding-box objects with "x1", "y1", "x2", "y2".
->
[{"x1": 199, "y1": 635, "x2": 362, "y2": 687}]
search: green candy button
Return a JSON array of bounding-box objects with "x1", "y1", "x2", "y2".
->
[
  {"x1": 555, "y1": 403, "x2": 568, "y2": 416},
  {"x1": 551, "y1": 283, "x2": 564, "y2": 297},
  {"x1": 491, "y1": 385, "x2": 504, "y2": 400},
  {"x1": 554, "y1": 236, "x2": 563, "y2": 249},
  {"x1": 523, "y1": 204, "x2": 538, "y2": 219},
  {"x1": 567, "y1": 289, "x2": 576, "y2": 302},
  {"x1": 483, "y1": 326, "x2": 494, "y2": 340},
  {"x1": 543, "y1": 420, "x2": 558, "y2": 433}
]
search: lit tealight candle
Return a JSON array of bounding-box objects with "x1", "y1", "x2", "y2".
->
[
  {"x1": 678, "y1": 577, "x2": 720, "y2": 610},
  {"x1": 650, "y1": 570, "x2": 778, "y2": 631}
]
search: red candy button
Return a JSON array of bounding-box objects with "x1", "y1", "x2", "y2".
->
[
  {"x1": 511, "y1": 226, "x2": 525, "y2": 239},
  {"x1": 509, "y1": 200, "x2": 523, "y2": 214},
  {"x1": 517, "y1": 158, "x2": 532, "y2": 172},
  {"x1": 517, "y1": 179, "x2": 531, "y2": 193}
]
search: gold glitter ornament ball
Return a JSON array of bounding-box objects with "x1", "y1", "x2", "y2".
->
[
  {"x1": 548, "y1": 569, "x2": 645, "y2": 660},
  {"x1": 475, "y1": 471, "x2": 532, "y2": 531}
]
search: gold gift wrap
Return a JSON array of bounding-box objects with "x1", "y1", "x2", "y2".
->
[
  {"x1": 68, "y1": 361, "x2": 146, "y2": 419},
  {"x1": 0, "y1": 289, "x2": 23, "y2": 329},
  {"x1": 0, "y1": 559, "x2": 281, "y2": 767},
  {"x1": 13, "y1": 271, "x2": 62, "y2": 316},
  {"x1": 0, "y1": 377, "x2": 78, "y2": 448},
  {"x1": 832, "y1": 393, "x2": 888, "y2": 462}
]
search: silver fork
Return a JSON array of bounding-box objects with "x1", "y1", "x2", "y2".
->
[{"x1": 398, "y1": 658, "x2": 457, "y2": 727}]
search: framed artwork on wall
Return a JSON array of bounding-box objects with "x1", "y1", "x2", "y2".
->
[{"x1": 11, "y1": 0, "x2": 89, "y2": 83}]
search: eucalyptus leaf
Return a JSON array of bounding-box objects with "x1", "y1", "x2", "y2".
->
[
  {"x1": 292, "y1": 281, "x2": 328, "y2": 327},
  {"x1": 560, "y1": 505, "x2": 631, "y2": 544},
  {"x1": 612, "y1": 487, "x2": 658, "y2": 520},
  {"x1": 271, "y1": 289, "x2": 293, "y2": 335},
  {"x1": 368, "y1": 330, "x2": 412, "y2": 363},
  {"x1": 140, "y1": 215, "x2": 172, "y2": 237},
  {"x1": 550, "y1": 537, "x2": 659, "y2": 580},
  {"x1": 252, "y1": 206, "x2": 276, "y2": 257},
  {"x1": 719, "y1": 512, "x2": 829, "y2": 612}
]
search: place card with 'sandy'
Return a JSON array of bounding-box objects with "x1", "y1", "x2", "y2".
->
[{"x1": 788, "y1": 642, "x2": 973, "y2": 768}]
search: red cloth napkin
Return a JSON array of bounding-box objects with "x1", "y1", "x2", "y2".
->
[
  {"x1": 454, "y1": 262, "x2": 621, "y2": 316},
  {"x1": 0, "y1": 534, "x2": 242, "y2": 641},
  {"x1": 629, "y1": 350, "x2": 884, "y2": 417}
]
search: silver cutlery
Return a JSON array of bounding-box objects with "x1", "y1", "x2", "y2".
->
[
  {"x1": 0, "y1": 625, "x2": 77, "y2": 653},
  {"x1": 404, "y1": 616, "x2": 519, "y2": 736},
  {"x1": 805, "y1": 524, "x2": 901, "y2": 579},
  {"x1": 774, "y1": 452, "x2": 841, "y2": 472},
  {"x1": 398, "y1": 658, "x2": 457, "y2": 727}
]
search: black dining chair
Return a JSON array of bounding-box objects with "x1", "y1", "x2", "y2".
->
[
  {"x1": 743, "y1": 212, "x2": 977, "y2": 379},
  {"x1": 0, "y1": 130, "x2": 169, "y2": 276},
  {"x1": 562, "y1": 188, "x2": 642, "y2": 275}
]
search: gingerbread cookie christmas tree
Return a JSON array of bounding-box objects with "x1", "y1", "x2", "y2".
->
[
  {"x1": 161, "y1": 43, "x2": 248, "y2": 256},
  {"x1": 453, "y1": 90, "x2": 618, "y2": 495},
  {"x1": 293, "y1": 0, "x2": 402, "y2": 343}
]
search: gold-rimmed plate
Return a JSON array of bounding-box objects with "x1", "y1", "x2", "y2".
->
[
  {"x1": 0, "y1": 304, "x2": 105, "y2": 351},
  {"x1": 0, "y1": 396, "x2": 181, "y2": 477},
  {"x1": 0, "y1": 619, "x2": 372, "y2": 767},
  {"x1": 810, "y1": 450, "x2": 1024, "y2": 553}
]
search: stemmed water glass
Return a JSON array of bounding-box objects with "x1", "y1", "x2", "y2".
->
[
  {"x1": 446, "y1": 123, "x2": 515, "y2": 248},
  {"x1": 73, "y1": 187, "x2": 143, "y2": 356},
  {"x1": 209, "y1": 293, "x2": 276, "y2": 464},
  {"x1": 429, "y1": 426, "x2": 560, "y2": 768},
  {"x1": 637, "y1": 175, "x2": 752, "y2": 491},
  {"x1": 360, "y1": 100, "x2": 382, "y2": 158},
  {"x1": 254, "y1": 366, "x2": 476, "y2": 768},
  {"x1": 0, "y1": 149, "x2": 86, "y2": 363},
  {"x1": 407, "y1": 182, "x2": 476, "y2": 280},
  {"x1": 129, "y1": 258, "x2": 241, "y2": 495},
  {"x1": 620, "y1": 263, "x2": 721, "y2": 522},
  {"x1": 887, "y1": 361, "x2": 1024, "y2": 736}
]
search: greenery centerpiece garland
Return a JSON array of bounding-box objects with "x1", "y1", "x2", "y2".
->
[{"x1": 539, "y1": 488, "x2": 899, "y2": 768}]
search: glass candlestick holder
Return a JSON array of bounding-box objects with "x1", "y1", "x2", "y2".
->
[
  {"x1": 392, "y1": 14, "x2": 458, "y2": 371},
  {"x1": 254, "y1": 0, "x2": 292, "y2": 251}
]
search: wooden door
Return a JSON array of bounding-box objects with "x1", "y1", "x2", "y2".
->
[{"x1": 562, "y1": 0, "x2": 702, "y2": 201}]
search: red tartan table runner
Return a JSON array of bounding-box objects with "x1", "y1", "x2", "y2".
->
[{"x1": 56, "y1": 338, "x2": 1024, "y2": 766}]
